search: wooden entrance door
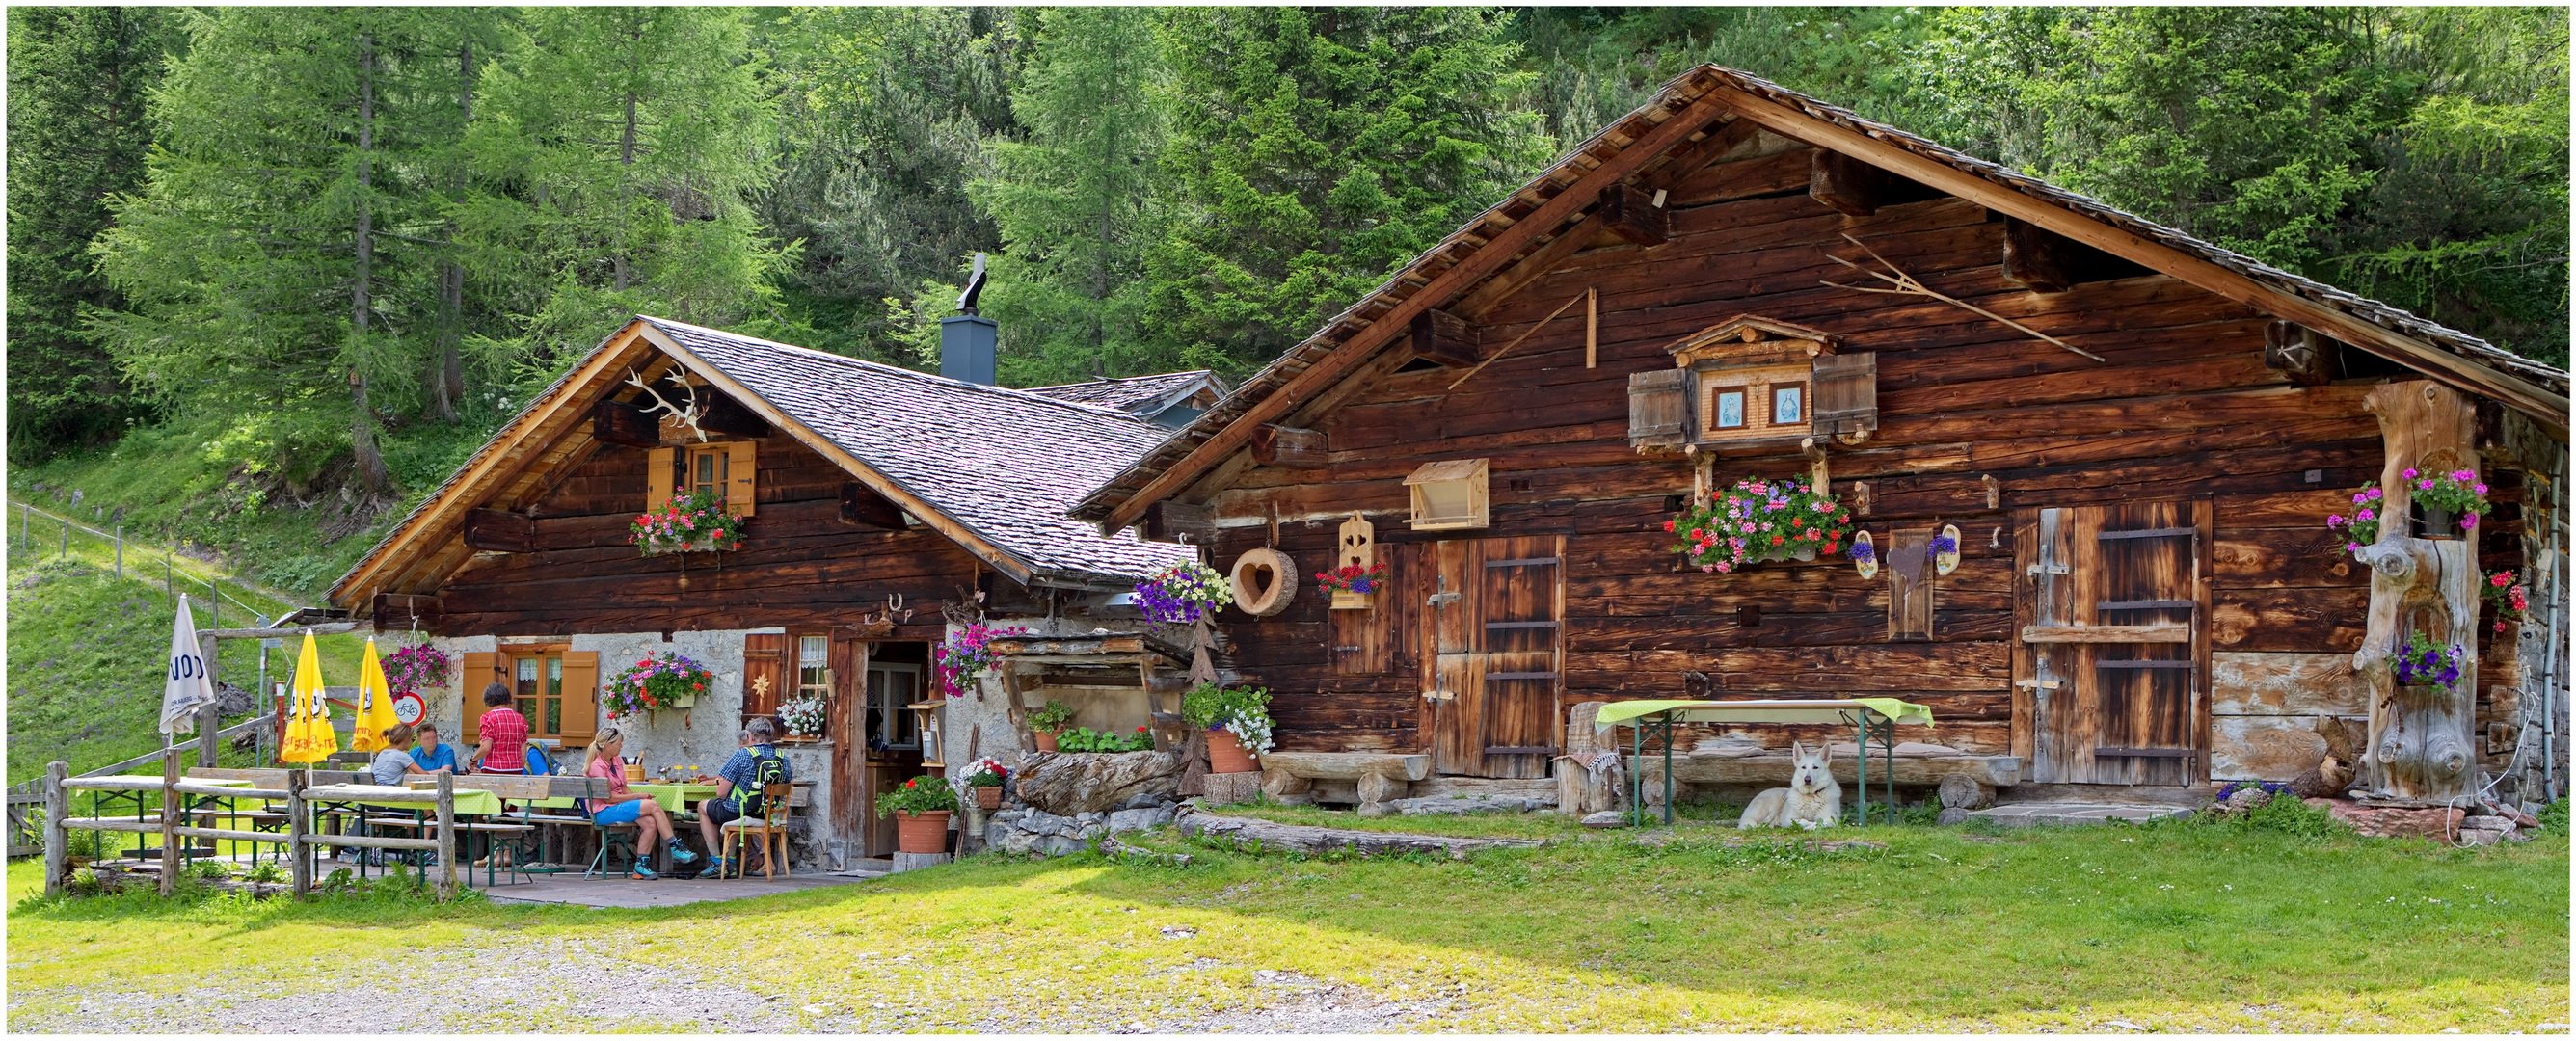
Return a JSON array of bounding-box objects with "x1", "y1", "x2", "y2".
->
[
  {"x1": 1418, "y1": 535, "x2": 1565, "y2": 779},
  {"x1": 2018, "y1": 500, "x2": 2210, "y2": 786}
]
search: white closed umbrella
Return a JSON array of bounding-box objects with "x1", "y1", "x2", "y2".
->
[{"x1": 157, "y1": 594, "x2": 218, "y2": 734}]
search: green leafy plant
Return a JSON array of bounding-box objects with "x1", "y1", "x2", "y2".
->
[
  {"x1": 246, "y1": 861, "x2": 288, "y2": 885},
  {"x1": 2402, "y1": 466, "x2": 2490, "y2": 526},
  {"x1": 1055, "y1": 726, "x2": 1156, "y2": 753},
  {"x1": 965, "y1": 757, "x2": 1008, "y2": 787},
  {"x1": 1028, "y1": 699, "x2": 1077, "y2": 734},
  {"x1": 874, "y1": 773, "x2": 957, "y2": 817},
  {"x1": 192, "y1": 860, "x2": 231, "y2": 881},
  {"x1": 66, "y1": 868, "x2": 103, "y2": 896},
  {"x1": 1182, "y1": 682, "x2": 1275, "y2": 756}
]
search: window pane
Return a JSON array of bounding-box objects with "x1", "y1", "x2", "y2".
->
[
  {"x1": 548, "y1": 656, "x2": 563, "y2": 698},
  {"x1": 516, "y1": 657, "x2": 537, "y2": 699},
  {"x1": 544, "y1": 699, "x2": 561, "y2": 734}
]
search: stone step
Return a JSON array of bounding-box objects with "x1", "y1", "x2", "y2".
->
[{"x1": 1963, "y1": 801, "x2": 2192, "y2": 827}]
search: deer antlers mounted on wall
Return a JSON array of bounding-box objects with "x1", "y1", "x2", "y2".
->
[{"x1": 624, "y1": 368, "x2": 711, "y2": 442}]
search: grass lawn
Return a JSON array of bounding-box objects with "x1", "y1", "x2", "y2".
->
[{"x1": 9, "y1": 814, "x2": 2566, "y2": 1032}]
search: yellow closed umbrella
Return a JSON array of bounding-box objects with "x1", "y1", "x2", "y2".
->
[
  {"x1": 278, "y1": 631, "x2": 337, "y2": 764},
  {"x1": 350, "y1": 638, "x2": 399, "y2": 753}
]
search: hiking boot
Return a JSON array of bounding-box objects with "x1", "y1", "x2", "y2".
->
[
  {"x1": 667, "y1": 841, "x2": 700, "y2": 865},
  {"x1": 631, "y1": 862, "x2": 658, "y2": 880},
  {"x1": 695, "y1": 858, "x2": 729, "y2": 879}
]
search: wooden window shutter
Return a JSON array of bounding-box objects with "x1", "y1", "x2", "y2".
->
[
  {"x1": 646, "y1": 447, "x2": 676, "y2": 511},
  {"x1": 743, "y1": 632, "x2": 789, "y2": 718},
  {"x1": 557, "y1": 651, "x2": 600, "y2": 745},
  {"x1": 1811, "y1": 352, "x2": 1878, "y2": 437},
  {"x1": 460, "y1": 652, "x2": 498, "y2": 742},
  {"x1": 1627, "y1": 369, "x2": 1690, "y2": 450},
  {"x1": 724, "y1": 440, "x2": 757, "y2": 517}
]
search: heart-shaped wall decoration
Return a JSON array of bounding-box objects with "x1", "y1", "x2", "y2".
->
[{"x1": 1230, "y1": 547, "x2": 1299, "y2": 617}]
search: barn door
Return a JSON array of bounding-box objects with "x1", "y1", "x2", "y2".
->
[
  {"x1": 2021, "y1": 500, "x2": 2208, "y2": 786},
  {"x1": 1420, "y1": 535, "x2": 1564, "y2": 779}
]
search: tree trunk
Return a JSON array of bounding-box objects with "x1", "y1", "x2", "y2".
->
[
  {"x1": 429, "y1": 39, "x2": 474, "y2": 422},
  {"x1": 612, "y1": 19, "x2": 640, "y2": 295},
  {"x1": 349, "y1": 31, "x2": 391, "y2": 494}
]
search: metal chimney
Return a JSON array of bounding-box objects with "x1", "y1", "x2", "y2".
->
[{"x1": 940, "y1": 253, "x2": 997, "y2": 386}]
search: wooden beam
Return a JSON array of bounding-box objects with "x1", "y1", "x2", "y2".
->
[
  {"x1": 1809, "y1": 148, "x2": 1937, "y2": 216},
  {"x1": 590, "y1": 398, "x2": 661, "y2": 448},
  {"x1": 694, "y1": 391, "x2": 770, "y2": 439},
  {"x1": 460, "y1": 508, "x2": 536, "y2": 553},
  {"x1": 1716, "y1": 87, "x2": 2567, "y2": 431},
  {"x1": 1140, "y1": 500, "x2": 1216, "y2": 546},
  {"x1": 1409, "y1": 308, "x2": 1482, "y2": 367},
  {"x1": 2001, "y1": 217, "x2": 2148, "y2": 293},
  {"x1": 2263, "y1": 320, "x2": 2340, "y2": 387},
  {"x1": 370, "y1": 593, "x2": 441, "y2": 633},
  {"x1": 838, "y1": 482, "x2": 906, "y2": 530},
  {"x1": 1092, "y1": 91, "x2": 1739, "y2": 533},
  {"x1": 1249, "y1": 425, "x2": 1329, "y2": 469},
  {"x1": 1597, "y1": 183, "x2": 1669, "y2": 247}
]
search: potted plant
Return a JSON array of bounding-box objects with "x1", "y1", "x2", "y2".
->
[
  {"x1": 2325, "y1": 485, "x2": 2385, "y2": 557},
  {"x1": 2403, "y1": 467, "x2": 2489, "y2": 539},
  {"x1": 934, "y1": 622, "x2": 1027, "y2": 698},
  {"x1": 1183, "y1": 683, "x2": 1274, "y2": 775},
  {"x1": 629, "y1": 487, "x2": 745, "y2": 556},
  {"x1": 1315, "y1": 562, "x2": 1389, "y2": 610},
  {"x1": 384, "y1": 643, "x2": 452, "y2": 699},
  {"x1": 2390, "y1": 630, "x2": 2469, "y2": 691},
  {"x1": 2483, "y1": 570, "x2": 2529, "y2": 636},
  {"x1": 1663, "y1": 475, "x2": 1852, "y2": 574},
  {"x1": 964, "y1": 758, "x2": 1009, "y2": 811},
  {"x1": 1054, "y1": 726, "x2": 1155, "y2": 753},
  {"x1": 601, "y1": 651, "x2": 712, "y2": 717},
  {"x1": 876, "y1": 774, "x2": 956, "y2": 854},
  {"x1": 778, "y1": 696, "x2": 827, "y2": 741},
  {"x1": 1027, "y1": 699, "x2": 1075, "y2": 752},
  {"x1": 1135, "y1": 561, "x2": 1232, "y2": 625}
]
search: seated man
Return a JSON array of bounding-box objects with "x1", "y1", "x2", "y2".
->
[
  {"x1": 697, "y1": 717, "x2": 791, "y2": 877},
  {"x1": 410, "y1": 722, "x2": 461, "y2": 774}
]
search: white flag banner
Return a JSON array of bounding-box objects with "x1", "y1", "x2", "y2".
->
[{"x1": 158, "y1": 594, "x2": 218, "y2": 734}]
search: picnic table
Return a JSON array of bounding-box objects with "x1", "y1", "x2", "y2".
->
[{"x1": 1594, "y1": 698, "x2": 1935, "y2": 826}]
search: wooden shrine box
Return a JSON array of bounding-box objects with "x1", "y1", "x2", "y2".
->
[
  {"x1": 1627, "y1": 314, "x2": 1877, "y2": 455},
  {"x1": 1405, "y1": 459, "x2": 1490, "y2": 531}
]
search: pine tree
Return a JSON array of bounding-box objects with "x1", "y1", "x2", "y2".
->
[{"x1": 6, "y1": 7, "x2": 182, "y2": 457}]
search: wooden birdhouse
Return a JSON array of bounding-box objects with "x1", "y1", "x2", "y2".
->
[
  {"x1": 1405, "y1": 459, "x2": 1489, "y2": 531},
  {"x1": 1627, "y1": 314, "x2": 1877, "y2": 455}
]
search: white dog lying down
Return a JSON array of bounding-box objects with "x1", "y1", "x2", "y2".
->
[{"x1": 1737, "y1": 741, "x2": 1843, "y2": 830}]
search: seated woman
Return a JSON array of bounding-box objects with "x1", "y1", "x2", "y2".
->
[
  {"x1": 410, "y1": 722, "x2": 460, "y2": 774},
  {"x1": 579, "y1": 723, "x2": 700, "y2": 880},
  {"x1": 368, "y1": 723, "x2": 437, "y2": 785}
]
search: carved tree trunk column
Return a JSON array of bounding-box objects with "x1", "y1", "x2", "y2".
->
[{"x1": 2354, "y1": 381, "x2": 2480, "y2": 803}]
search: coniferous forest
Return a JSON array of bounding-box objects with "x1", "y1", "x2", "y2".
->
[{"x1": 7, "y1": 8, "x2": 2567, "y2": 588}]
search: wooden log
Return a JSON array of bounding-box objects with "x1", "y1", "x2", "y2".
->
[
  {"x1": 461, "y1": 509, "x2": 537, "y2": 553},
  {"x1": 2354, "y1": 381, "x2": 2480, "y2": 802},
  {"x1": 2019, "y1": 624, "x2": 2192, "y2": 644},
  {"x1": 1140, "y1": 500, "x2": 1216, "y2": 546},
  {"x1": 1202, "y1": 770, "x2": 1262, "y2": 807},
  {"x1": 171, "y1": 782, "x2": 288, "y2": 799},
  {"x1": 1809, "y1": 149, "x2": 1937, "y2": 216},
  {"x1": 591, "y1": 398, "x2": 662, "y2": 448},
  {"x1": 1409, "y1": 307, "x2": 1482, "y2": 368},
  {"x1": 1354, "y1": 771, "x2": 1407, "y2": 817},
  {"x1": 1260, "y1": 770, "x2": 1314, "y2": 805},
  {"x1": 1250, "y1": 425, "x2": 1329, "y2": 469},
  {"x1": 2001, "y1": 217, "x2": 2146, "y2": 292},
  {"x1": 369, "y1": 594, "x2": 440, "y2": 634},
  {"x1": 167, "y1": 825, "x2": 290, "y2": 844},
  {"x1": 1637, "y1": 749, "x2": 2022, "y2": 787},
  {"x1": 42, "y1": 762, "x2": 67, "y2": 897},
  {"x1": 159, "y1": 749, "x2": 179, "y2": 896},
  {"x1": 435, "y1": 772, "x2": 457, "y2": 901},
  {"x1": 1937, "y1": 773, "x2": 1995, "y2": 810},
  {"x1": 694, "y1": 392, "x2": 771, "y2": 439},
  {"x1": 301, "y1": 833, "x2": 441, "y2": 852},
  {"x1": 302, "y1": 784, "x2": 439, "y2": 803},
  {"x1": 839, "y1": 482, "x2": 907, "y2": 530},
  {"x1": 1255, "y1": 751, "x2": 1433, "y2": 782},
  {"x1": 1598, "y1": 183, "x2": 1670, "y2": 247},
  {"x1": 54, "y1": 818, "x2": 171, "y2": 833},
  {"x1": 286, "y1": 770, "x2": 311, "y2": 899},
  {"x1": 1172, "y1": 805, "x2": 1543, "y2": 859},
  {"x1": 61, "y1": 777, "x2": 179, "y2": 792}
]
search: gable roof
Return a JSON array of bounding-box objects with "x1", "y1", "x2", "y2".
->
[
  {"x1": 330, "y1": 317, "x2": 1192, "y2": 610},
  {"x1": 1070, "y1": 64, "x2": 2569, "y2": 531},
  {"x1": 1029, "y1": 370, "x2": 1227, "y2": 414}
]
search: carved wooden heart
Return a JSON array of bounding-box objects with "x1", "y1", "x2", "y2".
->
[{"x1": 1243, "y1": 563, "x2": 1277, "y2": 602}]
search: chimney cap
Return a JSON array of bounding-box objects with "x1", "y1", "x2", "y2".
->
[{"x1": 956, "y1": 253, "x2": 988, "y2": 315}]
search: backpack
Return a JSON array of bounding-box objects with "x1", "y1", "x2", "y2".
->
[
  {"x1": 736, "y1": 749, "x2": 788, "y2": 816},
  {"x1": 523, "y1": 743, "x2": 554, "y2": 777}
]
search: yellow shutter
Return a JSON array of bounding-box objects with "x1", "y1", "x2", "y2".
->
[
  {"x1": 460, "y1": 652, "x2": 498, "y2": 742},
  {"x1": 646, "y1": 447, "x2": 675, "y2": 511},
  {"x1": 557, "y1": 651, "x2": 600, "y2": 747},
  {"x1": 724, "y1": 440, "x2": 757, "y2": 517}
]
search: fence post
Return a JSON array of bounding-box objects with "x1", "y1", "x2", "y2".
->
[
  {"x1": 209, "y1": 579, "x2": 219, "y2": 630},
  {"x1": 61, "y1": 517, "x2": 69, "y2": 559},
  {"x1": 42, "y1": 762, "x2": 68, "y2": 898},
  {"x1": 166, "y1": 557, "x2": 174, "y2": 605},
  {"x1": 286, "y1": 769, "x2": 310, "y2": 899},
  {"x1": 158, "y1": 747, "x2": 180, "y2": 897},
  {"x1": 435, "y1": 772, "x2": 457, "y2": 901}
]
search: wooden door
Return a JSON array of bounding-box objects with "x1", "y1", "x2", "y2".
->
[
  {"x1": 2020, "y1": 500, "x2": 2209, "y2": 786},
  {"x1": 1418, "y1": 535, "x2": 1565, "y2": 779}
]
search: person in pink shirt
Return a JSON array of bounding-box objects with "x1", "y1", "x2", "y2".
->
[
  {"x1": 579, "y1": 723, "x2": 696, "y2": 879},
  {"x1": 470, "y1": 682, "x2": 530, "y2": 773}
]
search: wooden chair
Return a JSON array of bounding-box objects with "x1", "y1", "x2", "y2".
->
[{"x1": 720, "y1": 784, "x2": 793, "y2": 879}]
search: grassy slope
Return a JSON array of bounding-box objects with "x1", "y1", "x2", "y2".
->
[{"x1": 8, "y1": 819, "x2": 2566, "y2": 1032}]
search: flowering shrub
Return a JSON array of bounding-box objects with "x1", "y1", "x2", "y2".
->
[
  {"x1": 964, "y1": 758, "x2": 1009, "y2": 788},
  {"x1": 1182, "y1": 683, "x2": 1275, "y2": 756},
  {"x1": 934, "y1": 622, "x2": 1028, "y2": 698},
  {"x1": 1314, "y1": 562, "x2": 1388, "y2": 595},
  {"x1": 874, "y1": 774, "x2": 956, "y2": 816},
  {"x1": 1055, "y1": 726, "x2": 1155, "y2": 753},
  {"x1": 2325, "y1": 485, "x2": 2385, "y2": 555},
  {"x1": 2390, "y1": 630, "x2": 2468, "y2": 689},
  {"x1": 1134, "y1": 561, "x2": 1231, "y2": 624},
  {"x1": 384, "y1": 643, "x2": 451, "y2": 697},
  {"x1": 601, "y1": 651, "x2": 711, "y2": 716},
  {"x1": 1662, "y1": 476, "x2": 1852, "y2": 574},
  {"x1": 778, "y1": 695, "x2": 827, "y2": 738},
  {"x1": 2484, "y1": 570, "x2": 2530, "y2": 634},
  {"x1": 2403, "y1": 467, "x2": 2489, "y2": 529},
  {"x1": 629, "y1": 487, "x2": 744, "y2": 556}
]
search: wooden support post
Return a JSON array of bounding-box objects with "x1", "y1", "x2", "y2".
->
[
  {"x1": 2355, "y1": 381, "x2": 2481, "y2": 803},
  {"x1": 286, "y1": 769, "x2": 311, "y2": 898},
  {"x1": 159, "y1": 747, "x2": 180, "y2": 896},
  {"x1": 199, "y1": 629, "x2": 221, "y2": 769},
  {"x1": 435, "y1": 772, "x2": 457, "y2": 901},
  {"x1": 1584, "y1": 288, "x2": 1597, "y2": 368},
  {"x1": 42, "y1": 761, "x2": 68, "y2": 897}
]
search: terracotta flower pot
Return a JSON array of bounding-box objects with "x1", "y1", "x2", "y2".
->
[
  {"x1": 1033, "y1": 731, "x2": 1060, "y2": 753},
  {"x1": 975, "y1": 785, "x2": 1003, "y2": 811},
  {"x1": 895, "y1": 810, "x2": 952, "y2": 854},
  {"x1": 1206, "y1": 729, "x2": 1258, "y2": 775}
]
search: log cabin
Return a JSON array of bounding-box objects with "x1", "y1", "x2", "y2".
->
[
  {"x1": 1069, "y1": 65, "x2": 2572, "y2": 813},
  {"x1": 326, "y1": 314, "x2": 1200, "y2": 867}
]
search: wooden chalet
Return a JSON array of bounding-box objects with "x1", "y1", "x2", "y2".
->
[
  {"x1": 1071, "y1": 66, "x2": 2571, "y2": 810},
  {"x1": 327, "y1": 316, "x2": 1196, "y2": 865}
]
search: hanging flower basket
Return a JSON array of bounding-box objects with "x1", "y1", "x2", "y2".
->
[
  {"x1": 1135, "y1": 561, "x2": 1232, "y2": 625},
  {"x1": 2484, "y1": 570, "x2": 2529, "y2": 636},
  {"x1": 1663, "y1": 475, "x2": 1852, "y2": 574},
  {"x1": 384, "y1": 643, "x2": 452, "y2": 699},
  {"x1": 1315, "y1": 562, "x2": 1388, "y2": 610},
  {"x1": 2390, "y1": 630, "x2": 2468, "y2": 691},
  {"x1": 2403, "y1": 467, "x2": 2488, "y2": 540},
  {"x1": 2325, "y1": 485, "x2": 2384, "y2": 558},
  {"x1": 602, "y1": 651, "x2": 711, "y2": 717},
  {"x1": 630, "y1": 488, "x2": 744, "y2": 556},
  {"x1": 934, "y1": 622, "x2": 1028, "y2": 698}
]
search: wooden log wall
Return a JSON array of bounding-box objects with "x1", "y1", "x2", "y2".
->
[
  {"x1": 437, "y1": 433, "x2": 985, "y2": 637},
  {"x1": 1199, "y1": 140, "x2": 2540, "y2": 783}
]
